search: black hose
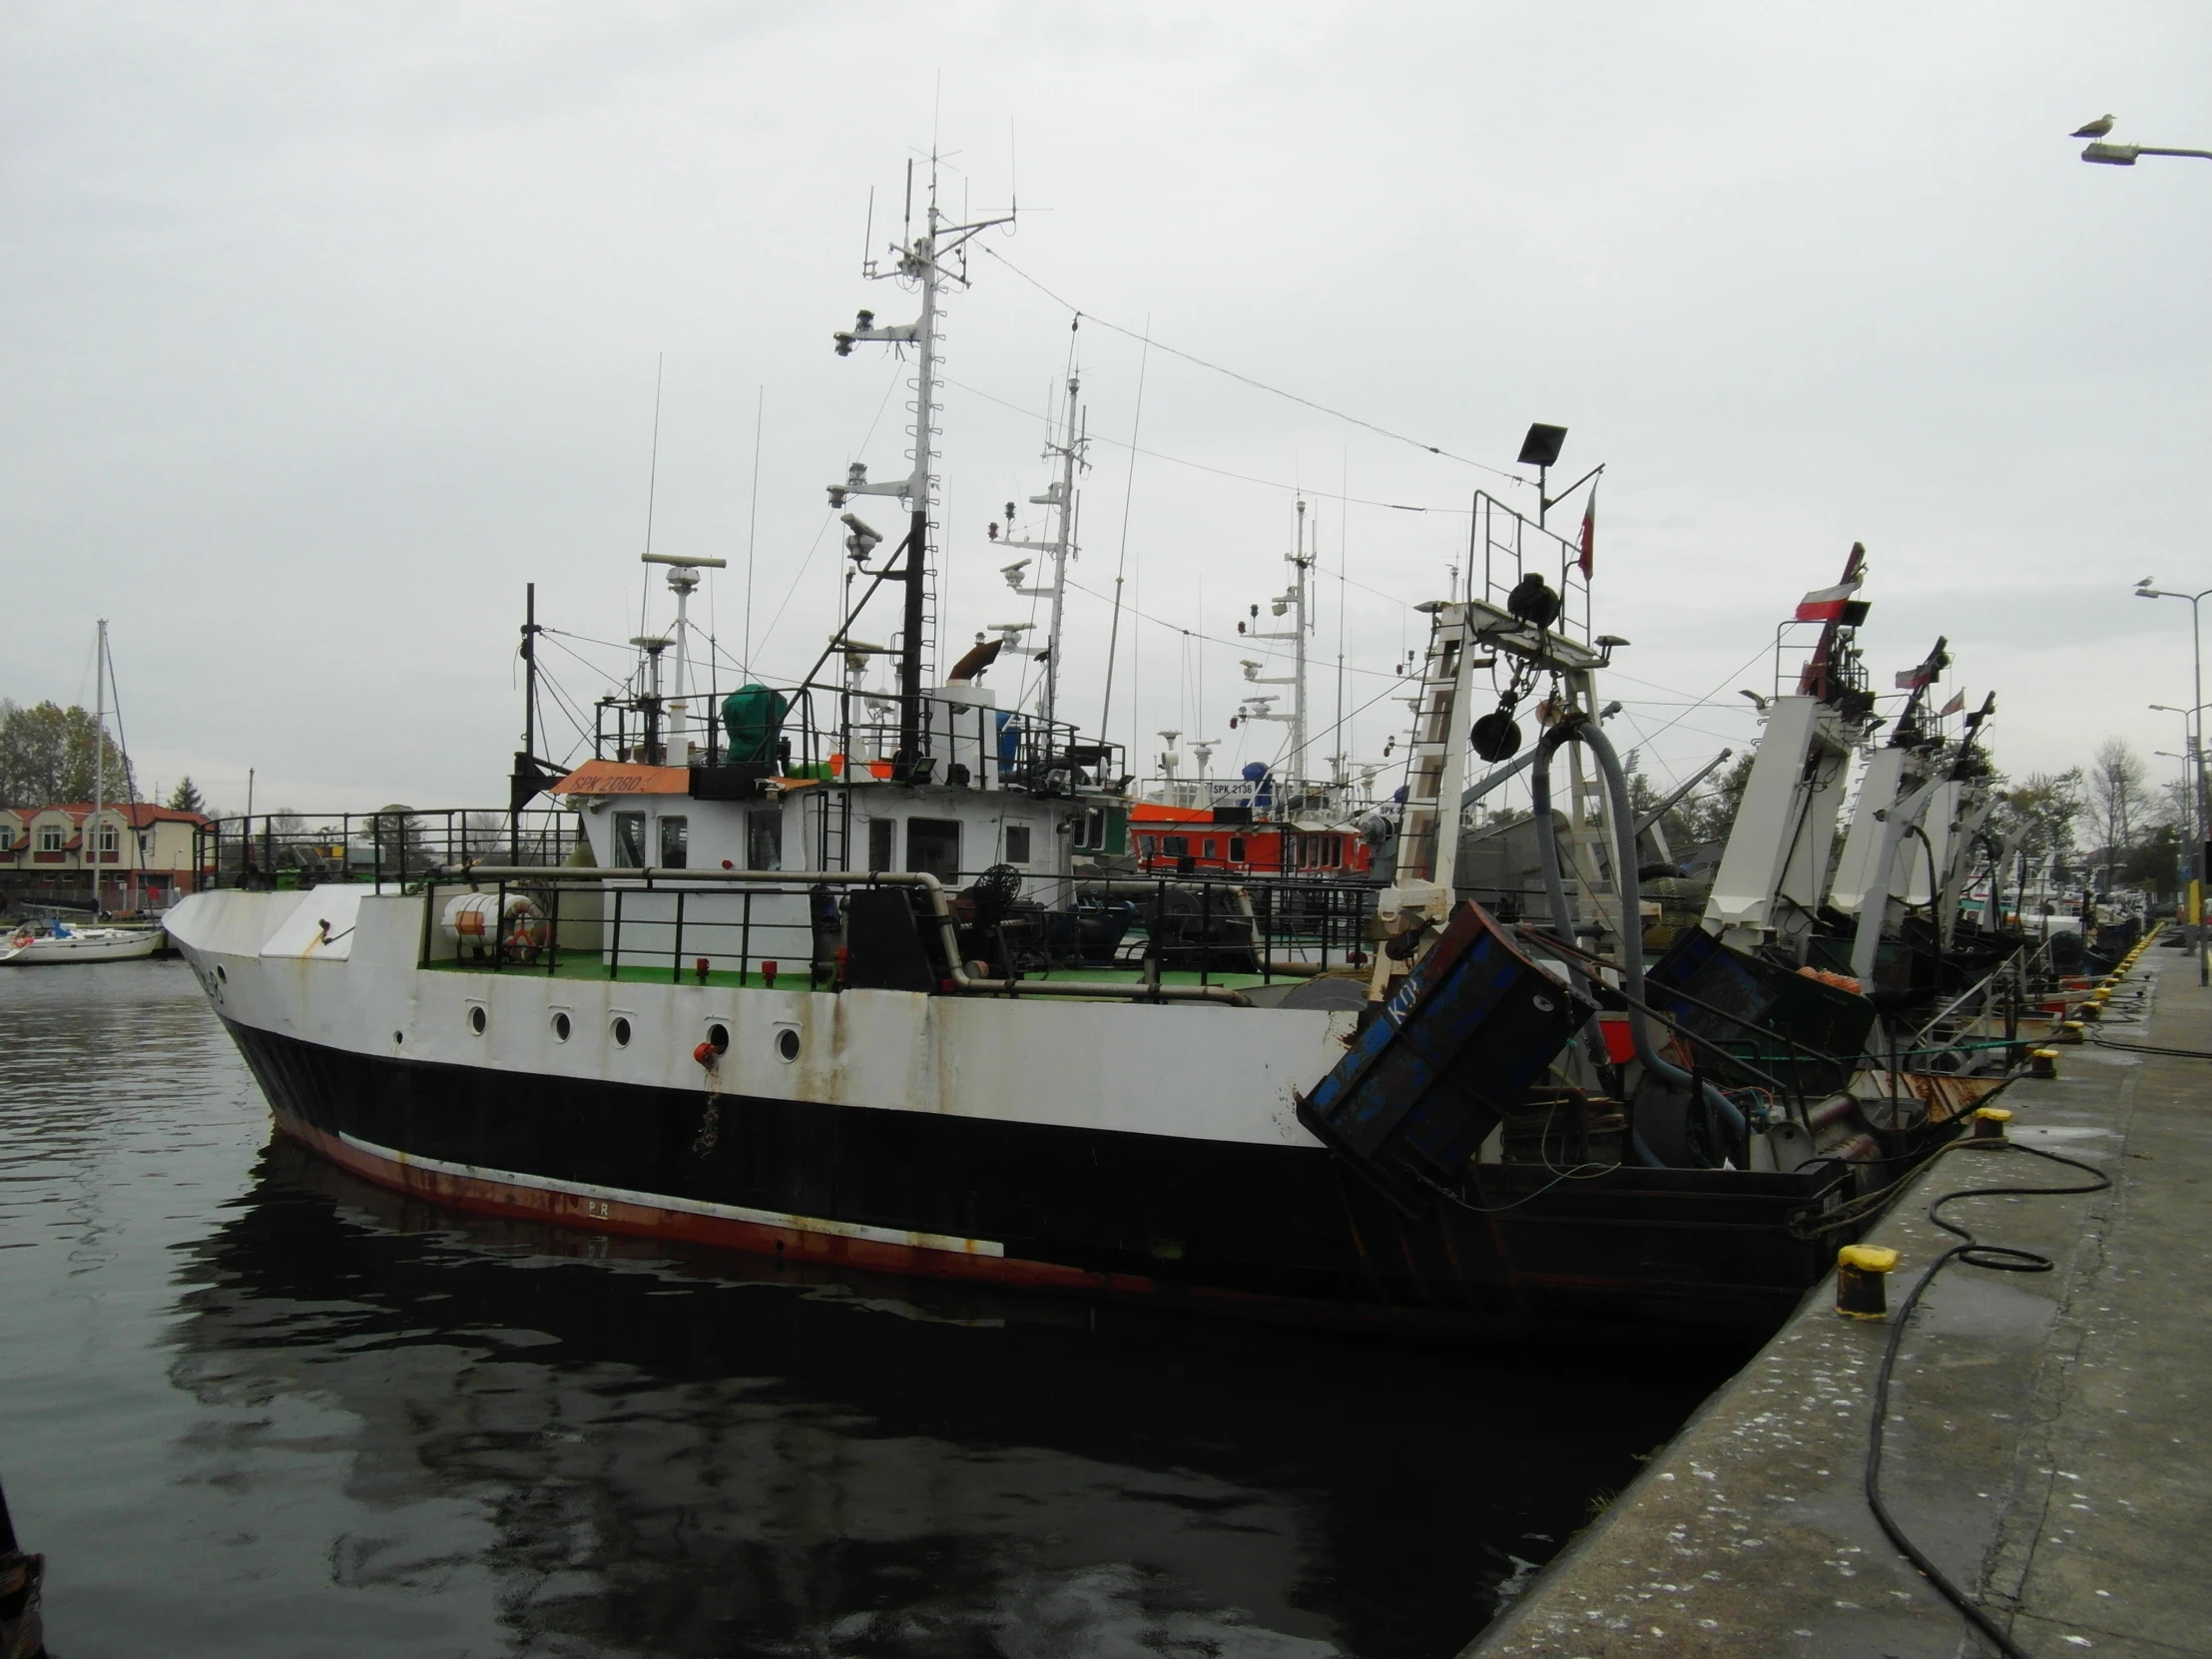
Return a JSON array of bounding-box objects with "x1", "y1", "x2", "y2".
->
[
  {"x1": 1865, "y1": 1141, "x2": 2113, "y2": 1659},
  {"x1": 1524, "y1": 740, "x2": 1633, "y2": 1089},
  {"x1": 2088, "y1": 1032, "x2": 2212, "y2": 1060}
]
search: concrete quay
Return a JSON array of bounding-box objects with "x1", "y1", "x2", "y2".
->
[{"x1": 1468, "y1": 946, "x2": 2211, "y2": 1658}]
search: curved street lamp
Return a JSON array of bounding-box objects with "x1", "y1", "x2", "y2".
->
[{"x1": 2075, "y1": 115, "x2": 2212, "y2": 167}]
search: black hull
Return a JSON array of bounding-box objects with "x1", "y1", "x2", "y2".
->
[{"x1": 226, "y1": 1019, "x2": 1858, "y2": 1344}]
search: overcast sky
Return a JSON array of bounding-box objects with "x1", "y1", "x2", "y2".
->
[{"x1": 6, "y1": 2, "x2": 2210, "y2": 817}]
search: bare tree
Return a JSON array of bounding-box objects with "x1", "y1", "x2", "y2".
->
[
  {"x1": 1995, "y1": 769, "x2": 2085, "y2": 867},
  {"x1": 2088, "y1": 739, "x2": 2149, "y2": 876}
]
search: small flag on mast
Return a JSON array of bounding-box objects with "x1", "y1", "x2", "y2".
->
[
  {"x1": 1796, "y1": 576, "x2": 1863, "y2": 623},
  {"x1": 1578, "y1": 486, "x2": 1597, "y2": 579},
  {"x1": 1939, "y1": 689, "x2": 1966, "y2": 717},
  {"x1": 1897, "y1": 648, "x2": 1946, "y2": 690}
]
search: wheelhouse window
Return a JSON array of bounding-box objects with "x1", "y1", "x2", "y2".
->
[
  {"x1": 866, "y1": 818, "x2": 895, "y2": 873},
  {"x1": 1228, "y1": 836, "x2": 1246, "y2": 863},
  {"x1": 1004, "y1": 824, "x2": 1032, "y2": 864},
  {"x1": 1161, "y1": 834, "x2": 1187, "y2": 858},
  {"x1": 906, "y1": 818, "x2": 961, "y2": 879},
  {"x1": 612, "y1": 812, "x2": 647, "y2": 867},
  {"x1": 1202, "y1": 838, "x2": 1217, "y2": 860},
  {"x1": 658, "y1": 816, "x2": 688, "y2": 868},
  {"x1": 747, "y1": 810, "x2": 783, "y2": 871}
]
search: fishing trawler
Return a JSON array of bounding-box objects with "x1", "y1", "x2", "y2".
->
[
  {"x1": 164, "y1": 178, "x2": 2024, "y2": 1343},
  {"x1": 1126, "y1": 499, "x2": 1390, "y2": 889}
]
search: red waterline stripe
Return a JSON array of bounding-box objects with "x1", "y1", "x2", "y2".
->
[
  {"x1": 273, "y1": 1115, "x2": 1521, "y2": 1336},
  {"x1": 275, "y1": 1113, "x2": 1155, "y2": 1297}
]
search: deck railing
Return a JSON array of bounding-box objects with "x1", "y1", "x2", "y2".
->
[
  {"x1": 601, "y1": 681, "x2": 1127, "y2": 797},
  {"x1": 413, "y1": 863, "x2": 1374, "y2": 996},
  {"x1": 196, "y1": 809, "x2": 580, "y2": 893}
]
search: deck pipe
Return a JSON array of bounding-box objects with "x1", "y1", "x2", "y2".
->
[{"x1": 1527, "y1": 716, "x2": 1747, "y2": 1165}]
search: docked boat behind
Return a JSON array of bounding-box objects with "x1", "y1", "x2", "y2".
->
[{"x1": 2, "y1": 918, "x2": 166, "y2": 964}]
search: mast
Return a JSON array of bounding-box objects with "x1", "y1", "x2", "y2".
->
[
  {"x1": 998, "y1": 371, "x2": 1086, "y2": 729},
  {"x1": 1333, "y1": 494, "x2": 1348, "y2": 789},
  {"x1": 92, "y1": 619, "x2": 107, "y2": 912},
  {"x1": 1237, "y1": 500, "x2": 1314, "y2": 785},
  {"x1": 511, "y1": 583, "x2": 541, "y2": 862},
  {"x1": 640, "y1": 553, "x2": 725, "y2": 759},
  {"x1": 1293, "y1": 504, "x2": 1311, "y2": 779},
  {"x1": 830, "y1": 164, "x2": 1013, "y2": 771}
]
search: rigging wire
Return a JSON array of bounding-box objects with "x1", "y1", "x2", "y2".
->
[
  {"x1": 1098, "y1": 321, "x2": 1149, "y2": 745},
  {"x1": 1056, "y1": 575, "x2": 1398, "y2": 678},
  {"x1": 977, "y1": 245, "x2": 1524, "y2": 485},
  {"x1": 744, "y1": 384, "x2": 765, "y2": 674},
  {"x1": 942, "y1": 373, "x2": 1465, "y2": 515},
  {"x1": 1634, "y1": 640, "x2": 1777, "y2": 747}
]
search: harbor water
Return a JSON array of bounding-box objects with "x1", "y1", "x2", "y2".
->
[{"x1": 1, "y1": 961, "x2": 1722, "y2": 1658}]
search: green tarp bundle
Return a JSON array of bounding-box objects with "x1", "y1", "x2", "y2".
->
[{"x1": 721, "y1": 684, "x2": 789, "y2": 768}]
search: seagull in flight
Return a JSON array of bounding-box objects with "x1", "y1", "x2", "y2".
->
[{"x1": 2073, "y1": 114, "x2": 2116, "y2": 139}]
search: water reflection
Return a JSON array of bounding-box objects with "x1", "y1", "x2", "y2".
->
[{"x1": 5, "y1": 963, "x2": 1722, "y2": 1657}]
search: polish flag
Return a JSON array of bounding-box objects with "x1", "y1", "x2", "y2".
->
[
  {"x1": 1940, "y1": 689, "x2": 1966, "y2": 716},
  {"x1": 1796, "y1": 578, "x2": 1862, "y2": 622},
  {"x1": 1578, "y1": 486, "x2": 1597, "y2": 580}
]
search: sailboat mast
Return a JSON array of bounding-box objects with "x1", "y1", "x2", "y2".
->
[{"x1": 92, "y1": 620, "x2": 107, "y2": 911}]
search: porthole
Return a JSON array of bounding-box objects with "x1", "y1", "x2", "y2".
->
[
  {"x1": 551, "y1": 1011, "x2": 572, "y2": 1042},
  {"x1": 469, "y1": 1005, "x2": 487, "y2": 1035},
  {"x1": 610, "y1": 1016, "x2": 632, "y2": 1048},
  {"x1": 215, "y1": 963, "x2": 227, "y2": 983},
  {"x1": 776, "y1": 1027, "x2": 802, "y2": 1063},
  {"x1": 393, "y1": 1031, "x2": 404, "y2": 1046},
  {"x1": 707, "y1": 1022, "x2": 731, "y2": 1051}
]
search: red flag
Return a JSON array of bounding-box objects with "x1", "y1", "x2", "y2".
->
[
  {"x1": 1940, "y1": 689, "x2": 1965, "y2": 716},
  {"x1": 1578, "y1": 486, "x2": 1596, "y2": 579}
]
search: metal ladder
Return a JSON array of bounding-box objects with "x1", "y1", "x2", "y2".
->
[{"x1": 1388, "y1": 605, "x2": 1475, "y2": 901}]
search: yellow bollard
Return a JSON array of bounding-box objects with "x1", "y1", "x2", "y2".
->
[
  {"x1": 2057, "y1": 1020, "x2": 2086, "y2": 1044},
  {"x1": 1837, "y1": 1246, "x2": 1901, "y2": 1319},
  {"x1": 2029, "y1": 1048, "x2": 2060, "y2": 1080},
  {"x1": 1969, "y1": 1104, "x2": 2015, "y2": 1142}
]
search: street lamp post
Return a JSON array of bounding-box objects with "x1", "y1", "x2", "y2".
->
[
  {"x1": 2075, "y1": 115, "x2": 2212, "y2": 168},
  {"x1": 2081, "y1": 140, "x2": 2212, "y2": 167},
  {"x1": 2138, "y1": 581, "x2": 2212, "y2": 982},
  {"x1": 2083, "y1": 127, "x2": 2212, "y2": 964},
  {"x1": 2151, "y1": 708, "x2": 2205, "y2": 925}
]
